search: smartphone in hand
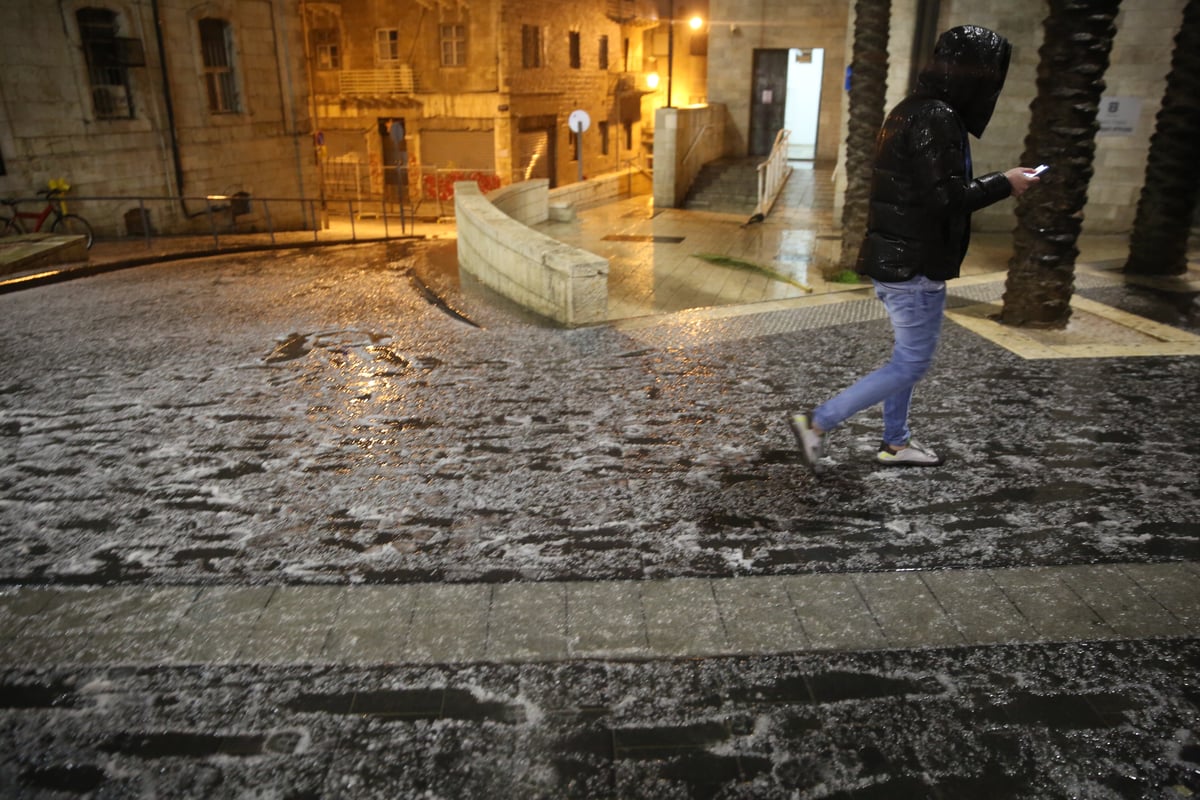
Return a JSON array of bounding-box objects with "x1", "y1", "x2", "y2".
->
[{"x1": 1030, "y1": 164, "x2": 1049, "y2": 176}]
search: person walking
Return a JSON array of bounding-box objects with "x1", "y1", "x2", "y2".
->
[{"x1": 788, "y1": 25, "x2": 1040, "y2": 474}]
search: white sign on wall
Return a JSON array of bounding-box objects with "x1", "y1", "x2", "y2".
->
[{"x1": 1097, "y1": 96, "x2": 1142, "y2": 137}]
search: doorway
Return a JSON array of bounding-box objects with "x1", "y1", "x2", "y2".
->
[
  {"x1": 517, "y1": 115, "x2": 558, "y2": 188},
  {"x1": 748, "y1": 47, "x2": 825, "y2": 160},
  {"x1": 784, "y1": 48, "x2": 823, "y2": 160},
  {"x1": 377, "y1": 117, "x2": 408, "y2": 201}
]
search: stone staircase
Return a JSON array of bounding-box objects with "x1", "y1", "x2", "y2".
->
[{"x1": 683, "y1": 157, "x2": 760, "y2": 216}]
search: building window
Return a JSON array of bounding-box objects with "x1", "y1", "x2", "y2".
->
[
  {"x1": 624, "y1": 121, "x2": 633, "y2": 151},
  {"x1": 598, "y1": 35, "x2": 609, "y2": 70},
  {"x1": 199, "y1": 18, "x2": 238, "y2": 113},
  {"x1": 376, "y1": 28, "x2": 399, "y2": 64},
  {"x1": 79, "y1": 7, "x2": 142, "y2": 119},
  {"x1": 440, "y1": 23, "x2": 466, "y2": 66},
  {"x1": 599, "y1": 120, "x2": 609, "y2": 155},
  {"x1": 312, "y1": 28, "x2": 340, "y2": 70},
  {"x1": 569, "y1": 31, "x2": 581, "y2": 69},
  {"x1": 521, "y1": 25, "x2": 543, "y2": 68}
]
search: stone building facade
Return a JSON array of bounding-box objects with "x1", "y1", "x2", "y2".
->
[
  {"x1": 706, "y1": 0, "x2": 849, "y2": 164},
  {"x1": 707, "y1": 0, "x2": 1187, "y2": 234},
  {"x1": 0, "y1": 1, "x2": 1185, "y2": 238},
  {"x1": 307, "y1": 0, "x2": 662, "y2": 211},
  {"x1": 0, "y1": 0, "x2": 315, "y2": 237}
]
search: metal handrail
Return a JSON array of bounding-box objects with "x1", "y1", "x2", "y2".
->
[
  {"x1": 753, "y1": 129, "x2": 793, "y2": 220},
  {"x1": 681, "y1": 123, "x2": 716, "y2": 170}
]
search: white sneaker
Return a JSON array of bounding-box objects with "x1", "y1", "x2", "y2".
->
[
  {"x1": 787, "y1": 413, "x2": 825, "y2": 474},
  {"x1": 876, "y1": 439, "x2": 943, "y2": 467}
]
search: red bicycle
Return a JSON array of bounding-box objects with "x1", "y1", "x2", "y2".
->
[{"x1": 0, "y1": 188, "x2": 94, "y2": 248}]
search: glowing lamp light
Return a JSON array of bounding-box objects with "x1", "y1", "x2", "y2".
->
[
  {"x1": 646, "y1": 72, "x2": 660, "y2": 89},
  {"x1": 689, "y1": 15, "x2": 703, "y2": 30}
]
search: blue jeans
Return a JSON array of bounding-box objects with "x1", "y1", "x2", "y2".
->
[{"x1": 812, "y1": 275, "x2": 947, "y2": 447}]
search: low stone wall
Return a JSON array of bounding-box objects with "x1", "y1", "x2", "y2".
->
[
  {"x1": 549, "y1": 169, "x2": 652, "y2": 213},
  {"x1": 487, "y1": 179, "x2": 550, "y2": 226},
  {"x1": 454, "y1": 180, "x2": 608, "y2": 327}
]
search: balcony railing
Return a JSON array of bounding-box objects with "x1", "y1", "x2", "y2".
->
[{"x1": 338, "y1": 66, "x2": 416, "y2": 96}]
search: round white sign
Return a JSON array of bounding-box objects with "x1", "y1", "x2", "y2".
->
[{"x1": 568, "y1": 109, "x2": 591, "y2": 133}]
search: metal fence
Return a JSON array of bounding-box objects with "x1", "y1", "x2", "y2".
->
[
  {"x1": 320, "y1": 161, "x2": 502, "y2": 219},
  {"x1": 1, "y1": 192, "x2": 420, "y2": 251}
]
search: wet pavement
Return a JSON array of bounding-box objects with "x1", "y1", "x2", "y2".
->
[{"x1": 1, "y1": 188, "x2": 1199, "y2": 796}]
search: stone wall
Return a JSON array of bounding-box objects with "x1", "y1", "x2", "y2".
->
[
  {"x1": 455, "y1": 181, "x2": 608, "y2": 327},
  {"x1": 652, "y1": 104, "x2": 727, "y2": 208},
  {"x1": 549, "y1": 168, "x2": 652, "y2": 211},
  {"x1": 716, "y1": 0, "x2": 1185, "y2": 235},
  {"x1": 0, "y1": 0, "x2": 315, "y2": 238},
  {"x1": 706, "y1": 0, "x2": 850, "y2": 164},
  {"x1": 927, "y1": 0, "x2": 1184, "y2": 234}
]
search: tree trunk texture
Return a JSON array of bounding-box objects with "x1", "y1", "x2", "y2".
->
[
  {"x1": 1125, "y1": 0, "x2": 1200, "y2": 276},
  {"x1": 1000, "y1": 0, "x2": 1121, "y2": 329},
  {"x1": 837, "y1": 0, "x2": 890, "y2": 275}
]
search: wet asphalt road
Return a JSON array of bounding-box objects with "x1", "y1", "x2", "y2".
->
[
  {"x1": 1, "y1": 241, "x2": 1197, "y2": 587},
  {"x1": 0, "y1": 241, "x2": 1198, "y2": 798},
  {"x1": 3, "y1": 640, "x2": 1199, "y2": 798}
]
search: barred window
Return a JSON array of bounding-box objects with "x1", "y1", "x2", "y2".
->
[
  {"x1": 521, "y1": 25, "x2": 543, "y2": 68},
  {"x1": 440, "y1": 23, "x2": 466, "y2": 67},
  {"x1": 199, "y1": 18, "x2": 238, "y2": 113},
  {"x1": 79, "y1": 7, "x2": 140, "y2": 119},
  {"x1": 376, "y1": 29, "x2": 399, "y2": 63},
  {"x1": 312, "y1": 28, "x2": 340, "y2": 70}
]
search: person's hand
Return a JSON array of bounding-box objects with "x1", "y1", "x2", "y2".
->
[{"x1": 1006, "y1": 167, "x2": 1042, "y2": 197}]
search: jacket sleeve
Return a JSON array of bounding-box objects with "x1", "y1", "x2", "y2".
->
[{"x1": 964, "y1": 171, "x2": 1013, "y2": 211}]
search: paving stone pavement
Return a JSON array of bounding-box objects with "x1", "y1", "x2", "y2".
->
[
  {"x1": 1, "y1": 190, "x2": 1198, "y2": 797},
  {"x1": 1, "y1": 562, "x2": 1198, "y2": 668}
]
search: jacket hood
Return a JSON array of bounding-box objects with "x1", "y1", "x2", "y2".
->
[{"x1": 915, "y1": 25, "x2": 1012, "y2": 138}]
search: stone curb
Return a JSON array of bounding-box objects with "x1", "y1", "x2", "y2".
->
[{"x1": 1, "y1": 561, "x2": 1196, "y2": 668}]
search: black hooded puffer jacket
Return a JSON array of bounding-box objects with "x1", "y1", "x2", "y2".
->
[{"x1": 857, "y1": 25, "x2": 1014, "y2": 283}]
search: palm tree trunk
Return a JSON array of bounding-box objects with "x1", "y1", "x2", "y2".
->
[
  {"x1": 837, "y1": 0, "x2": 890, "y2": 276},
  {"x1": 1000, "y1": 0, "x2": 1121, "y2": 329},
  {"x1": 1125, "y1": 0, "x2": 1200, "y2": 276}
]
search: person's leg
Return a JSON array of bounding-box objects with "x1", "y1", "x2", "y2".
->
[
  {"x1": 879, "y1": 277, "x2": 946, "y2": 447},
  {"x1": 811, "y1": 276, "x2": 945, "y2": 437}
]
